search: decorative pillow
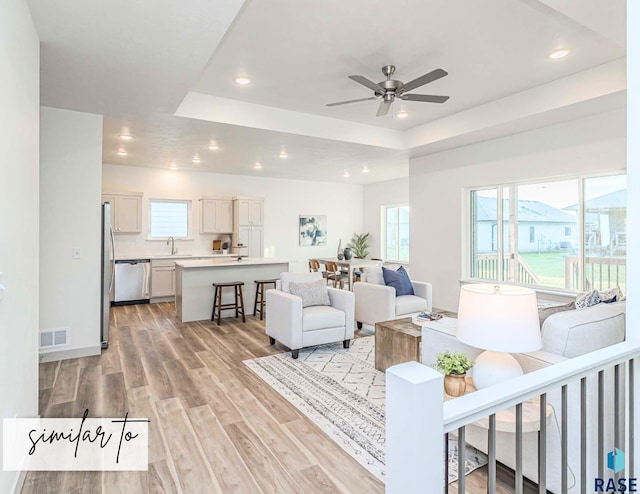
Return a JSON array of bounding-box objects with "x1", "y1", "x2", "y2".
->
[
  {"x1": 538, "y1": 301, "x2": 575, "y2": 325},
  {"x1": 599, "y1": 287, "x2": 623, "y2": 303},
  {"x1": 576, "y1": 287, "x2": 624, "y2": 310},
  {"x1": 289, "y1": 279, "x2": 331, "y2": 308},
  {"x1": 382, "y1": 265, "x2": 414, "y2": 296},
  {"x1": 364, "y1": 266, "x2": 385, "y2": 285},
  {"x1": 576, "y1": 290, "x2": 601, "y2": 309}
]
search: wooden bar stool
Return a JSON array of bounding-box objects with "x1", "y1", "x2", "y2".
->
[
  {"x1": 253, "y1": 279, "x2": 277, "y2": 320},
  {"x1": 211, "y1": 281, "x2": 245, "y2": 325}
]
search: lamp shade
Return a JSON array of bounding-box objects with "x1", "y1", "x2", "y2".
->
[{"x1": 456, "y1": 284, "x2": 541, "y2": 353}]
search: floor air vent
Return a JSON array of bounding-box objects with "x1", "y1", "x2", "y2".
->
[{"x1": 40, "y1": 328, "x2": 69, "y2": 349}]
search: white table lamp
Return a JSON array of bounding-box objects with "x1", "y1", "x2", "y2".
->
[{"x1": 456, "y1": 284, "x2": 541, "y2": 389}]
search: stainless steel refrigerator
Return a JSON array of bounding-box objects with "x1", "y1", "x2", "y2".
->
[{"x1": 101, "y1": 202, "x2": 115, "y2": 349}]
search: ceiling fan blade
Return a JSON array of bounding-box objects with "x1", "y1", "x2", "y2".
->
[
  {"x1": 348, "y1": 75, "x2": 384, "y2": 92},
  {"x1": 376, "y1": 100, "x2": 391, "y2": 117},
  {"x1": 400, "y1": 68, "x2": 448, "y2": 93},
  {"x1": 399, "y1": 94, "x2": 450, "y2": 103},
  {"x1": 326, "y1": 96, "x2": 378, "y2": 107}
]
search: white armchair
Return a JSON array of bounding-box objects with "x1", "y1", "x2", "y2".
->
[
  {"x1": 354, "y1": 279, "x2": 432, "y2": 328},
  {"x1": 266, "y1": 272, "x2": 355, "y2": 358}
]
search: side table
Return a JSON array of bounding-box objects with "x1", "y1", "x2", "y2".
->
[{"x1": 374, "y1": 318, "x2": 421, "y2": 372}]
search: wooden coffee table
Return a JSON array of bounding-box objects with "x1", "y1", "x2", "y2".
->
[{"x1": 374, "y1": 318, "x2": 422, "y2": 372}]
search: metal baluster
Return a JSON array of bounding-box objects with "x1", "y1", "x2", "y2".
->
[
  {"x1": 488, "y1": 414, "x2": 496, "y2": 493},
  {"x1": 539, "y1": 394, "x2": 547, "y2": 494},
  {"x1": 444, "y1": 433, "x2": 449, "y2": 494},
  {"x1": 581, "y1": 377, "x2": 587, "y2": 494},
  {"x1": 631, "y1": 359, "x2": 636, "y2": 478},
  {"x1": 562, "y1": 384, "x2": 568, "y2": 493},
  {"x1": 615, "y1": 364, "x2": 621, "y2": 480},
  {"x1": 598, "y1": 370, "x2": 604, "y2": 478},
  {"x1": 515, "y1": 403, "x2": 523, "y2": 494},
  {"x1": 458, "y1": 427, "x2": 466, "y2": 494}
]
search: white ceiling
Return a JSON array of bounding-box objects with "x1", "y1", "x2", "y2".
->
[
  {"x1": 193, "y1": 0, "x2": 624, "y2": 130},
  {"x1": 29, "y1": 0, "x2": 626, "y2": 185}
]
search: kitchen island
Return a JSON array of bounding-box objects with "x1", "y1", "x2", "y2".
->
[{"x1": 175, "y1": 257, "x2": 291, "y2": 322}]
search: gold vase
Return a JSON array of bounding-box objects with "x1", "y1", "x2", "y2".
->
[{"x1": 444, "y1": 373, "x2": 467, "y2": 397}]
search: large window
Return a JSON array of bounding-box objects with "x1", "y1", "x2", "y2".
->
[
  {"x1": 469, "y1": 174, "x2": 626, "y2": 292},
  {"x1": 149, "y1": 200, "x2": 190, "y2": 238},
  {"x1": 383, "y1": 204, "x2": 409, "y2": 262}
]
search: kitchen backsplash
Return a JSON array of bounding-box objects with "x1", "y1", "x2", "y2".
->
[{"x1": 113, "y1": 233, "x2": 232, "y2": 257}]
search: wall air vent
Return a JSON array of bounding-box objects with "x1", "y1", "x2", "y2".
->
[{"x1": 40, "y1": 328, "x2": 69, "y2": 349}]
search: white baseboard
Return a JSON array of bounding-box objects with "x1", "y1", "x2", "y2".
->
[{"x1": 39, "y1": 345, "x2": 101, "y2": 363}]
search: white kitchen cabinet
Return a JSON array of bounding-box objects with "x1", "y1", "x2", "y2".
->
[
  {"x1": 249, "y1": 227, "x2": 263, "y2": 257},
  {"x1": 151, "y1": 266, "x2": 175, "y2": 297},
  {"x1": 236, "y1": 198, "x2": 263, "y2": 226},
  {"x1": 200, "y1": 198, "x2": 233, "y2": 234},
  {"x1": 234, "y1": 197, "x2": 264, "y2": 257},
  {"x1": 102, "y1": 192, "x2": 142, "y2": 233},
  {"x1": 151, "y1": 256, "x2": 207, "y2": 297}
]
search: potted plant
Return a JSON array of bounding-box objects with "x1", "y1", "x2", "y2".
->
[
  {"x1": 433, "y1": 351, "x2": 474, "y2": 397},
  {"x1": 347, "y1": 232, "x2": 370, "y2": 259}
]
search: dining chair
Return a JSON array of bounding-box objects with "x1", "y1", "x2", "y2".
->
[
  {"x1": 325, "y1": 261, "x2": 349, "y2": 289},
  {"x1": 309, "y1": 258, "x2": 329, "y2": 283}
]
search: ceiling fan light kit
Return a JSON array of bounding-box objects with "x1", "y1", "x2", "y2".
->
[{"x1": 327, "y1": 65, "x2": 450, "y2": 117}]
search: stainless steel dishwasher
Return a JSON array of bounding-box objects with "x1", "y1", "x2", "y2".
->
[{"x1": 114, "y1": 259, "x2": 151, "y2": 305}]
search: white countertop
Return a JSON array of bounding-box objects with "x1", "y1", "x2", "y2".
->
[
  {"x1": 175, "y1": 257, "x2": 293, "y2": 268},
  {"x1": 115, "y1": 253, "x2": 237, "y2": 261}
]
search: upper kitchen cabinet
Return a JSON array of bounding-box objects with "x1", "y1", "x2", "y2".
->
[
  {"x1": 200, "y1": 197, "x2": 233, "y2": 234},
  {"x1": 102, "y1": 192, "x2": 143, "y2": 233},
  {"x1": 236, "y1": 197, "x2": 263, "y2": 226},
  {"x1": 233, "y1": 197, "x2": 264, "y2": 257}
]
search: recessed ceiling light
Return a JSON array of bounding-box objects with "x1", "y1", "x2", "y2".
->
[
  {"x1": 279, "y1": 150, "x2": 288, "y2": 158},
  {"x1": 208, "y1": 143, "x2": 219, "y2": 151},
  {"x1": 394, "y1": 110, "x2": 409, "y2": 119},
  {"x1": 116, "y1": 149, "x2": 127, "y2": 156},
  {"x1": 549, "y1": 49, "x2": 570, "y2": 60},
  {"x1": 119, "y1": 134, "x2": 133, "y2": 141},
  {"x1": 192, "y1": 155, "x2": 201, "y2": 163},
  {"x1": 170, "y1": 165, "x2": 177, "y2": 170},
  {"x1": 234, "y1": 76, "x2": 251, "y2": 86},
  {"x1": 254, "y1": 162, "x2": 262, "y2": 170},
  {"x1": 362, "y1": 166, "x2": 370, "y2": 173},
  {"x1": 343, "y1": 171, "x2": 350, "y2": 178}
]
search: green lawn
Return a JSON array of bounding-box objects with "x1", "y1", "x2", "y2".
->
[
  {"x1": 519, "y1": 252, "x2": 626, "y2": 292},
  {"x1": 519, "y1": 252, "x2": 568, "y2": 288}
]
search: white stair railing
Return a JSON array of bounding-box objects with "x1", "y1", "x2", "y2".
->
[{"x1": 386, "y1": 340, "x2": 640, "y2": 494}]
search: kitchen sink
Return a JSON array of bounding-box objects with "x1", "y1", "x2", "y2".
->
[{"x1": 155, "y1": 253, "x2": 192, "y2": 257}]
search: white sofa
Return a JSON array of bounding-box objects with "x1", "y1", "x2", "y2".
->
[
  {"x1": 421, "y1": 301, "x2": 626, "y2": 494},
  {"x1": 353, "y1": 269, "x2": 432, "y2": 328},
  {"x1": 266, "y1": 272, "x2": 355, "y2": 358}
]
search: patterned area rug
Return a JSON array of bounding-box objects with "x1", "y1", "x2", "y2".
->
[{"x1": 244, "y1": 336, "x2": 487, "y2": 483}]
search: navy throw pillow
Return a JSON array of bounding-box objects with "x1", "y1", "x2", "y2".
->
[{"x1": 382, "y1": 266, "x2": 414, "y2": 296}]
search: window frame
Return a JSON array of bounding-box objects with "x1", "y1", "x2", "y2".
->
[
  {"x1": 148, "y1": 198, "x2": 192, "y2": 240},
  {"x1": 381, "y1": 203, "x2": 410, "y2": 263},
  {"x1": 465, "y1": 171, "x2": 626, "y2": 294}
]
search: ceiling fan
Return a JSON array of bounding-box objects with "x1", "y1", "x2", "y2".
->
[{"x1": 326, "y1": 65, "x2": 449, "y2": 117}]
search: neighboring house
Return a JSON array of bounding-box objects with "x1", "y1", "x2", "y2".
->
[{"x1": 475, "y1": 196, "x2": 577, "y2": 253}]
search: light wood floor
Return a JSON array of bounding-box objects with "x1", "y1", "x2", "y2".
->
[{"x1": 23, "y1": 303, "x2": 536, "y2": 494}]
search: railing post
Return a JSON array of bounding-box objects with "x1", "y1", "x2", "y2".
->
[{"x1": 386, "y1": 361, "x2": 444, "y2": 494}]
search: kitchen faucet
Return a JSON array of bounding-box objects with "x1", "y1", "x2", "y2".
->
[{"x1": 167, "y1": 236, "x2": 177, "y2": 255}]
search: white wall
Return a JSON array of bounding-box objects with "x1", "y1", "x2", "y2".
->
[
  {"x1": 102, "y1": 164, "x2": 363, "y2": 271},
  {"x1": 362, "y1": 177, "x2": 409, "y2": 259},
  {"x1": 0, "y1": 1, "x2": 40, "y2": 492},
  {"x1": 40, "y1": 107, "x2": 103, "y2": 360},
  {"x1": 409, "y1": 109, "x2": 626, "y2": 311}
]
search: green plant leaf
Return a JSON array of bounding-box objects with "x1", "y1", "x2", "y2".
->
[{"x1": 432, "y1": 350, "x2": 474, "y2": 375}]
